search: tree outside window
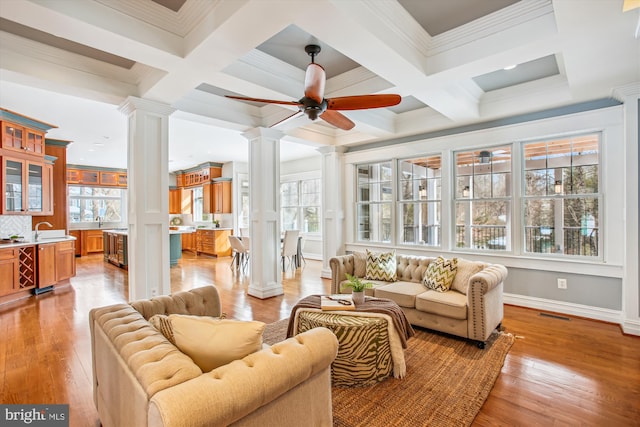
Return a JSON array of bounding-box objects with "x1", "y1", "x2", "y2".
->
[
  {"x1": 398, "y1": 156, "x2": 441, "y2": 246},
  {"x1": 455, "y1": 147, "x2": 511, "y2": 250},
  {"x1": 523, "y1": 134, "x2": 600, "y2": 257},
  {"x1": 69, "y1": 186, "x2": 124, "y2": 224},
  {"x1": 280, "y1": 178, "x2": 321, "y2": 233}
]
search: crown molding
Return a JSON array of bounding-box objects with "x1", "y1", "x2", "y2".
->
[{"x1": 611, "y1": 82, "x2": 640, "y2": 101}]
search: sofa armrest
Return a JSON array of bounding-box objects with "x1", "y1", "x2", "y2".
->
[
  {"x1": 329, "y1": 255, "x2": 356, "y2": 294},
  {"x1": 467, "y1": 264, "x2": 508, "y2": 342},
  {"x1": 148, "y1": 327, "x2": 339, "y2": 427}
]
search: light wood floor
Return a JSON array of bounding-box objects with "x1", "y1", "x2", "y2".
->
[{"x1": 0, "y1": 253, "x2": 638, "y2": 426}]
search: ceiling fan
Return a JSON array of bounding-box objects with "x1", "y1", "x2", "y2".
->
[{"x1": 225, "y1": 44, "x2": 401, "y2": 130}]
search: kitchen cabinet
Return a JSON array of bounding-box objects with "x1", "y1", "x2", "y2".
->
[
  {"x1": 37, "y1": 243, "x2": 57, "y2": 288},
  {"x1": 37, "y1": 240, "x2": 76, "y2": 289},
  {"x1": 99, "y1": 171, "x2": 118, "y2": 186},
  {"x1": 202, "y1": 180, "x2": 232, "y2": 214},
  {"x1": 1, "y1": 121, "x2": 45, "y2": 156},
  {"x1": 68, "y1": 230, "x2": 82, "y2": 256},
  {"x1": 181, "y1": 232, "x2": 196, "y2": 252},
  {"x1": 66, "y1": 167, "x2": 126, "y2": 187},
  {"x1": 82, "y1": 229, "x2": 104, "y2": 256},
  {"x1": 1, "y1": 156, "x2": 53, "y2": 215},
  {"x1": 169, "y1": 188, "x2": 192, "y2": 214},
  {"x1": 117, "y1": 173, "x2": 127, "y2": 187},
  {"x1": 103, "y1": 231, "x2": 127, "y2": 268},
  {"x1": 196, "y1": 229, "x2": 231, "y2": 257},
  {"x1": 0, "y1": 245, "x2": 36, "y2": 297}
]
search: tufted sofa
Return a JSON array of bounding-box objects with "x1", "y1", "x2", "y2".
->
[
  {"x1": 89, "y1": 286, "x2": 338, "y2": 427},
  {"x1": 330, "y1": 252, "x2": 507, "y2": 348}
]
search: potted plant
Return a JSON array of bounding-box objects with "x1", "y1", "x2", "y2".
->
[
  {"x1": 340, "y1": 273, "x2": 373, "y2": 305},
  {"x1": 213, "y1": 220, "x2": 220, "y2": 228}
]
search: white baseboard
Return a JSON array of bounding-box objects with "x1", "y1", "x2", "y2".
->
[
  {"x1": 503, "y1": 293, "x2": 624, "y2": 326},
  {"x1": 622, "y1": 319, "x2": 640, "y2": 336}
]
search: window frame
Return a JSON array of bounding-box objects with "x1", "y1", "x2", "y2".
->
[
  {"x1": 68, "y1": 185, "x2": 126, "y2": 225},
  {"x1": 355, "y1": 161, "x2": 394, "y2": 244},
  {"x1": 280, "y1": 176, "x2": 322, "y2": 235}
]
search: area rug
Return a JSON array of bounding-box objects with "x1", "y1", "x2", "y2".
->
[{"x1": 263, "y1": 318, "x2": 514, "y2": 427}]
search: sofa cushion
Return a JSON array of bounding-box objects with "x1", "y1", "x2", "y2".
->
[
  {"x1": 422, "y1": 256, "x2": 458, "y2": 292},
  {"x1": 415, "y1": 290, "x2": 468, "y2": 320},
  {"x1": 451, "y1": 259, "x2": 485, "y2": 294},
  {"x1": 365, "y1": 249, "x2": 397, "y2": 282},
  {"x1": 353, "y1": 251, "x2": 367, "y2": 277},
  {"x1": 150, "y1": 314, "x2": 265, "y2": 372},
  {"x1": 396, "y1": 255, "x2": 433, "y2": 283},
  {"x1": 373, "y1": 281, "x2": 426, "y2": 308}
]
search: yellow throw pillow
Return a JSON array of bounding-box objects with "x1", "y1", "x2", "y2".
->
[
  {"x1": 365, "y1": 249, "x2": 397, "y2": 282},
  {"x1": 422, "y1": 256, "x2": 458, "y2": 292},
  {"x1": 150, "y1": 314, "x2": 265, "y2": 372}
]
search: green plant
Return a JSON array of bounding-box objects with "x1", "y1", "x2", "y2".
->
[{"x1": 340, "y1": 273, "x2": 373, "y2": 293}]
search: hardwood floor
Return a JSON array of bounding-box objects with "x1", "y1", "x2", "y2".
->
[{"x1": 1, "y1": 252, "x2": 638, "y2": 426}]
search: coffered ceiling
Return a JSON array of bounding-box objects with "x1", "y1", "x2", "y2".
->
[{"x1": 0, "y1": 0, "x2": 637, "y2": 171}]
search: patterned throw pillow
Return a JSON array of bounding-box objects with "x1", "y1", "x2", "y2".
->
[
  {"x1": 365, "y1": 249, "x2": 397, "y2": 282},
  {"x1": 422, "y1": 256, "x2": 458, "y2": 292}
]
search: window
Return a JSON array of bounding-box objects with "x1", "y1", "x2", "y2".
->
[
  {"x1": 69, "y1": 186, "x2": 124, "y2": 224},
  {"x1": 280, "y1": 178, "x2": 321, "y2": 233},
  {"x1": 356, "y1": 162, "x2": 393, "y2": 242},
  {"x1": 455, "y1": 147, "x2": 511, "y2": 250},
  {"x1": 398, "y1": 156, "x2": 441, "y2": 246},
  {"x1": 192, "y1": 187, "x2": 204, "y2": 222},
  {"x1": 523, "y1": 134, "x2": 600, "y2": 257}
]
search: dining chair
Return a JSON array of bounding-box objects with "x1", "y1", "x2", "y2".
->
[
  {"x1": 229, "y1": 235, "x2": 249, "y2": 273},
  {"x1": 281, "y1": 230, "x2": 300, "y2": 271}
]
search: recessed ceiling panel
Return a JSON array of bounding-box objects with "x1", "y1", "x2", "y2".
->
[
  {"x1": 256, "y1": 25, "x2": 360, "y2": 78},
  {"x1": 0, "y1": 18, "x2": 136, "y2": 69},
  {"x1": 473, "y1": 54, "x2": 560, "y2": 92},
  {"x1": 151, "y1": 0, "x2": 187, "y2": 13},
  {"x1": 398, "y1": 0, "x2": 520, "y2": 36},
  {"x1": 388, "y1": 96, "x2": 427, "y2": 114}
]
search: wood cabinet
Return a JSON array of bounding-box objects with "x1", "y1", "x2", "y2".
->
[
  {"x1": 37, "y1": 241, "x2": 76, "y2": 289},
  {"x1": 169, "y1": 188, "x2": 192, "y2": 214},
  {"x1": 56, "y1": 241, "x2": 76, "y2": 281},
  {"x1": 103, "y1": 231, "x2": 127, "y2": 268},
  {"x1": 37, "y1": 243, "x2": 57, "y2": 288},
  {"x1": 1, "y1": 121, "x2": 45, "y2": 156},
  {"x1": 82, "y1": 230, "x2": 104, "y2": 256},
  {"x1": 181, "y1": 232, "x2": 196, "y2": 252},
  {"x1": 1, "y1": 156, "x2": 53, "y2": 215},
  {"x1": 68, "y1": 230, "x2": 82, "y2": 256},
  {"x1": 0, "y1": 246, "x2": 37, "y2": 297},
  {"x1": 202, "y1": 180, "x2": 232, "y2": 214},
  {"x1": 196, "y1": 229, "x2": 231, "y2": 257},
  {"x1": 66, "y1": 167, "x2": 127, "y2": 187},
  {"x1": 174, "y1": 164, "x2": 223, "y2": 188}
]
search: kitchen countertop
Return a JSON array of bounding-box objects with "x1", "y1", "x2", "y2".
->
[{"x1": 0, "y1": 235, "x2": 76, "y2": 249}]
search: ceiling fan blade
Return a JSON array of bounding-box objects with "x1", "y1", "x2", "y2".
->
[
  {"x1": 327, "y1": 94, "x2": 401, "y2": 110},
  {"x1": 304, "y1": 63, "x2": 326, "y2": 103},
  {"x1": 320, "y1": 110, "x2": 355, "y2": 130},
  {"x1": 225, "y1": 95, "x2": 300, "y2": 106},
  {"x1": 270, "y1": 110, "x2": 303, "y2": 128}
]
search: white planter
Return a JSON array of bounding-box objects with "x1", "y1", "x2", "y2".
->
[{"x1": 352, "y1": 291, "x2": 365, "y2": 305}]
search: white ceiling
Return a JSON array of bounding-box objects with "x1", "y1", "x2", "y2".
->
[{"x1": 0, "y1": 0, "x2": 638, "y2": 172}]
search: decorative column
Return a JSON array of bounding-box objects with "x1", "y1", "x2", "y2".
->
[
  {"x1": 243, "y1": 127, "x2": 284, "y2": 298},
  {"x1": 319, "y1": 146, "x2": 346, "y2": 278},
  {"x1": 119, "y1": 97, "x2": 175, "y2": 301}
]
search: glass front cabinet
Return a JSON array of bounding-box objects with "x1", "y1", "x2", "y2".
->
[{"x1": 1, "y1": 156, "x2": 53, "y2": 215}]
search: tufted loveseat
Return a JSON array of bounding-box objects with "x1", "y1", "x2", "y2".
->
[
  {"x1": 89, "y1": 285, "x2": 338, "y2": 427},
  {"x1": 330, "y1": 252, "x2": 507, "y2": 348}
]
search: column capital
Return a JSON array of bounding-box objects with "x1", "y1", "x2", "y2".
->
[
  {"x1": 242, "y1": 127, "x2": 284, "y2": 142},
  {"x1": 118, "y1": 96, "x2": 176, "y2": 116},
  {"x1": 317, "y1": 145, "x2": 347, "y2": 155}
]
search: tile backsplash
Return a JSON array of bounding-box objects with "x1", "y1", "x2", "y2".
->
[{"x1": 0, "y1": 215, "x2": 32, "y2": 240}]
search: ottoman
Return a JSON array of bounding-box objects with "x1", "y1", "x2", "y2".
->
[{"x1": 295, "y1": 310, "x2": 393, "y2": 387}]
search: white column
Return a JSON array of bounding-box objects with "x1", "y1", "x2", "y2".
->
[
  {"x1": 119, "y1": 97, "x2": 174, "y2": 301},
  {"x1": 319, "y1": 146, "x2": 346, "y2": 278},
  {"x1": 618, "y1": 87, "x2": 640, "y2": 336},
  {"x1": 243, "y1": 127, "x2": 284, "y2": 299}
]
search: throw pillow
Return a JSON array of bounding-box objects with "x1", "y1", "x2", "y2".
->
[
  {"x1": 353, "y1": 251, "x2": 367, "y2": 278},
  {"x1": 150, "y1": 314, "x2": 265, "y2": 372},
  {"x1": 451, "y1": 259, "x2": 485, "y2": 294},
  {"x1": 365, "y1": 249, "x2": 397, "y2": 282},
  {"x1": 422, "y1": 256, "x2": 458, "y2": 292}
]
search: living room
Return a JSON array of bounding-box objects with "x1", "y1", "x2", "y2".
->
[{"x1": 0, "y1": 0, "x2": 639, "y2": 426}]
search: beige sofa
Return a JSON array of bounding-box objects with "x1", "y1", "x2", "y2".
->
[
  {"x1": 89, "y1": 286, "x2": 338, "y2": 427},
  {"x1": 330, "y1": 252, "x2": 507, "y2": 348}
]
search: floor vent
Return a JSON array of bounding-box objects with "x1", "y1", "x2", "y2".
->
[{"x1": 539, "y1": 312, "x2": 571, "y2": 321}]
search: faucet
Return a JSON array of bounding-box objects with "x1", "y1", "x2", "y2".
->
[
  {"x1": 35, "y1": 222, "x2": 53, "y2": 241},
  {"x1": 96, "y1": 216, "x2": 103, "y2": 228}
]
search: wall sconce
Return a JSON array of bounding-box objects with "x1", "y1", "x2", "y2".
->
[
  {"x1": 554, "y1": 180, "x2": 562, "y2": 194},
  {"x1": 462, "y1": 186, "x2": 470, "y2": 197},
  {"x1": 478, "y1": 150, "x2": 492, "y2": 164}
]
